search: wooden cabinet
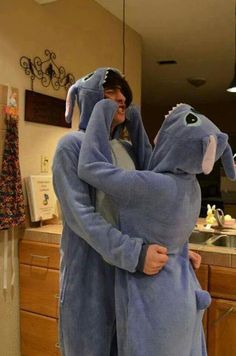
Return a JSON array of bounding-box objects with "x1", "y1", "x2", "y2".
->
[
  {"x1": 195, "y1": 263, "x2": 209, "y2": 291},
  {"x1": 20, "y1": 310, "x2": 60, "y2": 356},
  {"x1": 209, "y1": 265, "x2": 236, "y2": 300},
  {"x1": 192, "y1": 253, "x2": 236, "y2": 355},
  {"x1": 19, "y1": 240, "x2": 60, "y2": 356},
  {"x1": 20, "y1": 240, "x2": 59, "y2": 269},
  {"x1": 207, "y1": 266, "x2": 236, "y2": 356},
  {"x1": 19, "y1": 239, "x2": 235, "y2": 355},
  {"x1": 195, "y1": 264, "x2": 209, "y2": 335},
  {"x1": 207, "y1": 298, "x2": 236, "y2": 356}
]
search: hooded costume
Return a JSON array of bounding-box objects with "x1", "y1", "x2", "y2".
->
[
  {"x1": 78, "y1": 99, "x2": 236, "y2": 356},
  {"x1": 52, "y1": 68, "x2": 152, "y2": 356}
]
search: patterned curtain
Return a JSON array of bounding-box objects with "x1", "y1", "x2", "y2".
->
[
  {"x1": 0, "y1": 92, "x2": 25, "y2": 290},
  {"x1": 0, "y1": 116, "x2": 25, "y2": 229}
]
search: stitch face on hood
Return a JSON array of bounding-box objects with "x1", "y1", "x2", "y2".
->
[
  {"x1": 149, "y1": 104, "x2": 236, "y2": 180},
  {"x1": 65, "y1": 67, "x2": 132, "y2": 130}
]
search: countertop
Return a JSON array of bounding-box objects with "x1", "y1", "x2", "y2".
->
[
  {"x1": 22, "y1": 224, "x2": 62, "y2": 244},
  {"x1": 22, "y1": 220, "x2": 236, "y2": 268},
  {"x1": 190, "y1": 218, "x2": 236, "y2": 267},
  {"x1": 196, "y1": 218, "x2": 236, "y2": 236}
]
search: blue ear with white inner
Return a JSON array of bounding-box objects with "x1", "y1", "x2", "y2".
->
[
  {"x1": 65, "y1": 83, "x2": 79, "y2": 123},
  {"x1": 202, "y1": 135, "x2": 217, "y2": 174}
]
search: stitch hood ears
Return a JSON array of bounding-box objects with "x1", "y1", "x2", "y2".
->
[
  {"x1": 201, "y1": 135, "x2": 235, "y2": 179},
  {"x1": 65, "y1": 67, "x2": 132, "y2": 130},
  {"x1": 221, "y1": 143, "x2": 236, "y2": 180},
  {"x1": 149, "y1": 104, "x2": 236, "y2": 180}
]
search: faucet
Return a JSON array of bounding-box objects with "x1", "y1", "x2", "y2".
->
[{"x1": 205, "y1": 234, "x2": 228, "y2": 246}]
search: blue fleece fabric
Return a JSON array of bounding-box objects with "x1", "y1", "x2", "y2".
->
[
  {"x1": 78, "y1": 99, "x2": 236, "y2": 356},
  {"x1": 53, "y1": 68, "x2": 151, "y2": 356}
]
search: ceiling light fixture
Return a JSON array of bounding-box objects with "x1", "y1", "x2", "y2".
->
[
  {"x1": 157, "y1": 60, "x2": 177, "y2": 65},
  {"x1": 227, "y1": 2, "x2": 236, "y2": 92},
  {"x1": 187, "y1": 77, "x2": 206, "y2": 87}
]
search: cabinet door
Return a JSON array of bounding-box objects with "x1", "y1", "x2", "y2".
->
[
  {"x1": 20, "y1": 310, "x2": 60, "y2": 356},
  {"x1": 208, "y1": 298, "x2": 236, "y2": 356},
  {"x1": 195, "y1": 264, "x2": 208, "y2": 290},
  {"x1": 20, "y1": 264, "x2": 59, "y2": 318},
  {"x1": 195, "y1": 264, "x2": 208, "y2": 336},
  {"x1": 209, "y1": 265, "x2": 236, "y2": 300}
]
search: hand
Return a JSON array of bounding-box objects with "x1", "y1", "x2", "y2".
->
[
  {"x1": 125, "y1": 105, "x2": 141, "y2": 129},
  {"x1": 189, "y1": 250, "x2": 201, "y2": 270},
  {"x1": 143, "y1": 245, "x2": 168, "y2": 275},
  {"x1": 125, "y1": 104, "x2": 140, "y2": 118}
]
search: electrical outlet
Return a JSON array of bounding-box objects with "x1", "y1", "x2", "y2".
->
[{"x1": 41, "y1": 155, "x2": 49, "y2": 173}]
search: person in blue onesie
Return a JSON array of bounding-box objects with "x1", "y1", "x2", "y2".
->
[
  {"x1": 52, "y1": 68, "x2": 170, "y2": 356},
  {"x1": 78, "y1": 99, "x2": 236, "y2": 356}
]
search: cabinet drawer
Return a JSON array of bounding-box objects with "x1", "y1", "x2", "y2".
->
[
  {"x1": 20, "y1": 310, "x2": 60, "y2": 356},
  {"x1": 19, "y1": 240, "x2": 60, "y2": 269},
  {"x1": 209, "y1": 266, "x2": 236, "y2": 300},
  {"x1": 20, "y1": 264, "x2": 59, "y2": 318}
]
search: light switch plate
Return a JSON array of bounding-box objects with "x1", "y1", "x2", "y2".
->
[{"x1": 41, "y1": 155, "x2": 49, "y2": 173}]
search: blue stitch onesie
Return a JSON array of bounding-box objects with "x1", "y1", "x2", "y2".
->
[
  {"x1": 52, "y1": 68, "x2": 151, "y2": 356},
  {"x1": 78, "y1": 99, "x2": 236, "y2": 356}
]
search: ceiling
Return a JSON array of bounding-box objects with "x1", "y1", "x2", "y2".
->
[{"x1": 95, "y1": 0, "x2": 236, "y2": 107}]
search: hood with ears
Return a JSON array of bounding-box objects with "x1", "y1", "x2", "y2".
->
[
  {"x1": 149, "y1": 104, "x2": 236, "y2": 180},
  {"x1": 65, "y1": 67, "x2": 122, "y2": 130}
]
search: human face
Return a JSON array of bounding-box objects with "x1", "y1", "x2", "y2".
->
[{"x1": 104, "y1": 87, "x2": 126, "y2": 132}]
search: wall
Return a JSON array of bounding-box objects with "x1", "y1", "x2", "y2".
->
[
  {"x1": 0, "y1": 1, "x2": 142, "y2": 355},
  {"x1": 142, "y1": 100, "x2": 236, "y2": 144},
  {"x1": 0, "y1": 0, "x2": 141, "y2": 180}
]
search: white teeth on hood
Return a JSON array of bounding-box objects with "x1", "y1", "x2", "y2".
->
[
  {"x1": 165, "y1": 103, "x2": 184, "y2": 119},
  {"x1": 167, "y1": 106, "x2": 176, "y2": 117}
]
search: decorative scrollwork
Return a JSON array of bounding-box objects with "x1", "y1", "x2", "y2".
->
[{"x1": 19, "y1": 49, "x2": 75, "y2": 91}]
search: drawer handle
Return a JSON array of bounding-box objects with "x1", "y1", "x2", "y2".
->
[
  {"x1": 54, "y1": 294, "x2": 60, "y2": 299},
  {"x1": 55, "y1": 342, "x2": 61, "y2": 349},
  {"x1": 30, "y1": 254, "x2": 50, "y2": 260},
  {"x1": 212, "y1": 306, "x2": 234, "y2": 325}
]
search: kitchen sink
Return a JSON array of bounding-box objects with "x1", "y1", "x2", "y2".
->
[
  {"x1": 189, "y1": 231, "x2": 213, "y2": 244},
  {"x1": 189, "y1": 231, "x2": 236, "y2": 248},
  {"x1": 208, "y1": 235, "x2": 236, "y2": 248}
]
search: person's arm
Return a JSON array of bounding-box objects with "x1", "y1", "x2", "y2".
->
[
  {"x1": 125, "y1": 105, "x2": 152, "y2": 170},
  {"x1": 53, "y1": 133, "x2": 167, "y2": 274},
  {"x1": 78, "y1": 99, "x2": 144, "y2": 203}
]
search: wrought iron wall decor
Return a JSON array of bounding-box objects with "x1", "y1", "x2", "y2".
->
[{"x1": 20, "y1": 49, "x2": 75, "y2": 91}]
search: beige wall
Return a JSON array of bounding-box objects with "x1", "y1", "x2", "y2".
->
[
  {"x1": 0, "y1": 0, "x2": 141, "y2": 179},
  {"x1": 0, "y1": 1, "x2": 142, "y2": 355}
]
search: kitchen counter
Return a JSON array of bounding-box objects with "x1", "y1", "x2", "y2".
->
[
  {"x1": 189, "y1": 218, "x2": 236, "y2": 267},
  {"x1": 22, "y1": 220, "x2": 236, "y2": 268},
  {"x1": 195, "y1": 217, "x2": 236, "y2": 236},
  {"x1": 22, "y1": 224, "x2": 62, "y2": 244}
]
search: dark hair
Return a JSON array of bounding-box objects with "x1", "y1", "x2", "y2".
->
[{"x1": 103, "y1": 69, "x2": 133, "y2": 107}]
